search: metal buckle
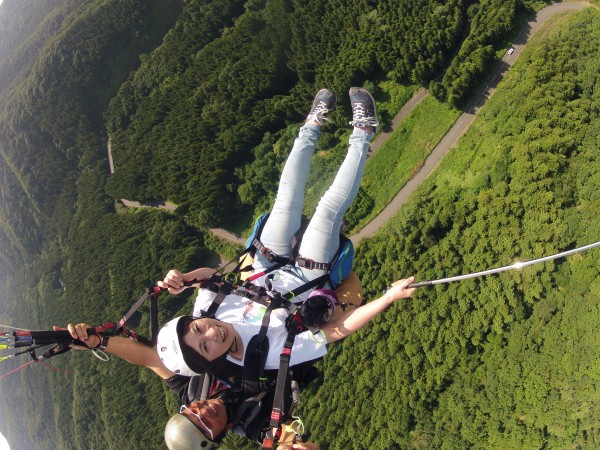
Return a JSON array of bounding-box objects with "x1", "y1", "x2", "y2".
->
[
  {"x1": 262, "y1": 247, "x2": 276, "y2": 262},
  {"x1": 300, "y1": 258, "x2": 315, "y2": 270},
  {"x1": 223, "y1": 272, "x2": 239, "y2": 284}
]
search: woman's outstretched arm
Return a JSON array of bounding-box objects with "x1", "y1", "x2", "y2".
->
[
  {"x1": 54, "y1": 323, "x2": 176, "y2": 379},
  {"x1": 321, "y1": 277, "x2": 415, "y2": 343}
]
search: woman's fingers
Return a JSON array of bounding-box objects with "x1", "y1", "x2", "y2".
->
[
  {"x1": 67, "y1": 323, "x2": 79, "y2": 340},
  {"x1": 75, "y1": 323, "x2": 89, "y2": 341},
  {"x1": 157, "y1": 269, "x2": 186, "y2": 294},
  {"x1": 61, "y1": 323, "x2": 94, "y2": 350},
  {"x1": 388, "y1": 276, "x2": 416, "y2": 300}
]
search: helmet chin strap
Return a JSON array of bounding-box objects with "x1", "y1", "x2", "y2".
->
[{"x1": 228, "y1": 334, "x2": 239, "y2": 355}]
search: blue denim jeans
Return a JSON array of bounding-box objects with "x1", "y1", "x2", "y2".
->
[{"x1": 254, "y1": 124, "x2": 372, "y2": 281}]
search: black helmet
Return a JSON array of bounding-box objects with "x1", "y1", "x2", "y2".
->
[{"x1": 298, "y1": 289, "x2": 338, "y2": 328}]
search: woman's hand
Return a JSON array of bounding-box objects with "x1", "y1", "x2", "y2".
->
[
  {"x1": 157, "y1": 267, "x2": 216, "y2": 295},
  {"x1": 383, "y1": 276, "x2": 416, "y2": 305},
  {"x1": 52, "y1": 323, "x2": 100, "y2": 350},
  {"x1": 157, "y1": 269, "x2": 188, "y2": 295}
]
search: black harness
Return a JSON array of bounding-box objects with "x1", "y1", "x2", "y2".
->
[
  {"x1": 187, "y1": 215, "x2": 349, "y2": 447},
  {"x1": 197, "y1": 265, "x2": 321, "y2": 449}
]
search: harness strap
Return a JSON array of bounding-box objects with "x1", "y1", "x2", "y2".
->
[
  {"x1": 202, "y1": 280, "x2": 233, "y2": 318},
  {"x1": 252, "y1": 238, "x2": 291, "y2": 266},
  {"x1": 115, "y1": 286, "x2": 164, "y2": 344},
  {"x1": 283, "y1": 273, "x2": 329, "y2": 300},
  {"x1": 118, "y1": 287, "x2": 160, "y2": 329},
  {"x1": 213, "y1": 229, "x2": 289, "y2": 283},
  {"x1": 241, "y1": 290, "x2": 285, "y2": 393},
  {"x1": 253, "y1": 237, "x2": 334, "y2": 277},
  {"x1": 150, "y1": 288, "x2": 159, "y2": 345},
  {"x1": 231, "y1": 284, "x2": 270, "y2": 304},
  {"x1": 262, "y1": 315, "x2": 302, "y2": 450},
  {"x1": 296, "y1": 257, "x2": 331, "y2": 271},
  {"x1": 231, "y1": 391, "x2": 268, "y2": 437},
  {"x1": 185, "y1": 373, "x2": 213, "y2": 403}
]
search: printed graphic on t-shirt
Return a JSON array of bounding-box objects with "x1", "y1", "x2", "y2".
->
[{"x1": 242, "y1": 300, "x2": 267, "y2": 323}]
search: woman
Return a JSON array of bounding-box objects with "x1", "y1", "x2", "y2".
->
[{"x1": 155, "y1": 87, "x2": 415, "y2": 380}]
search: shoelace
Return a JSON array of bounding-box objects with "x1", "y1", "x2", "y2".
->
[
  {"x1": 307, "y1": 101, "x2": 331, "y2": 124},
  {"x1": 350, "y1": 103, "x2": 378, "y2": 127}
]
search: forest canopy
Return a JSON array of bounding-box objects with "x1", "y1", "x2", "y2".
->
[
  {"x1": 0, "y1": 1, "x2": 598, "y2": 449},
  {"x1": 299, "y1": 8, "x2": 600, "y2": 450}
]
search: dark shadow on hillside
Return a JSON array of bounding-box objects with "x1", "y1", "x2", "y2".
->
[
  {"x1": 204, "y1": 249, "x2": 227, "y2": 268},
  {"x1": 515, "y1": 23, "x2": 533, "y2": 46},
  {"x1": 463, "y1": 58, "x2": 511, "y2": 116}
]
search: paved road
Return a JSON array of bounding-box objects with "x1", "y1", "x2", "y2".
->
[{"x1": 351, "y1": 0, "x2": 590, "y2": 246}]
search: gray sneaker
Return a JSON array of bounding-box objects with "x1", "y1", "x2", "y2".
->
[
  {"x1": 306, "y1": 89, "x2": 336, "y2": 125},
  {"x1": 348, "y1": 87, "x2": 379, "y2": 133}
]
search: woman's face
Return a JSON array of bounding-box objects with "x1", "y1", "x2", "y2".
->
[{"x1": 182, "y1": 318, "x2": 235, "y2": 361}]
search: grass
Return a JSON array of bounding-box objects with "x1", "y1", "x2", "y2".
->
[
  {"x1": 348, "y1": 95, "x2": 460, "y2": 231},
  {"x1": 372, "y1": 79, "x2": 418, "y2": 131}
]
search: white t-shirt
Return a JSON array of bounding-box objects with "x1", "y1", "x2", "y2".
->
[{"x1": 192, "y1": 269, "x2": 327, "y2": 370}]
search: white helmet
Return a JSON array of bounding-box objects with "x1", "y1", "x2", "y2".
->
[
  {"x1": 157, "y1": 316, "x2": 200, "y2": 377},
  {"x1": 164, "y1": 413, "x2": 218, "y2": 450}
]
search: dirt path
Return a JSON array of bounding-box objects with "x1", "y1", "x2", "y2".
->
[
  {"x1": 120, "y1": 199, "x2": 177, "y2": 211},
  {"x1": 108, "y1": 139, "x2": 178, "y2": 212},
  {"x1": 209, "y1": 228, "x2": 246, "y2": 246}
]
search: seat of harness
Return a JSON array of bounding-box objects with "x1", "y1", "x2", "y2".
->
[{"x1": 253, "y1": 238, "x2": 332, "y2": 272}]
